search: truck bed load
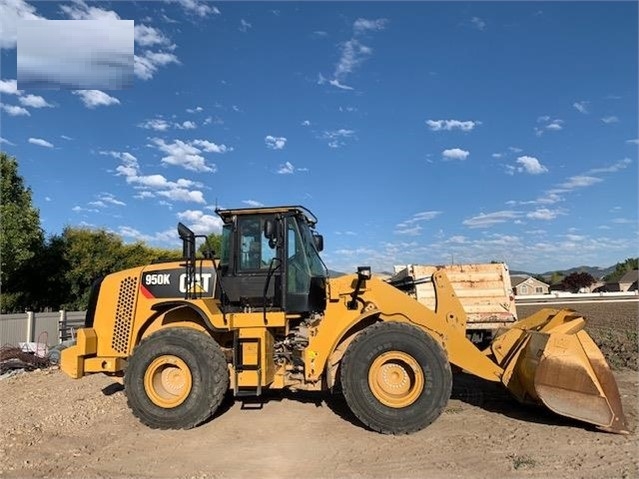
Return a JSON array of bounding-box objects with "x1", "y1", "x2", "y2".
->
[{"x1": 389, "y1": 263, "x2": 517, "y2": 332}]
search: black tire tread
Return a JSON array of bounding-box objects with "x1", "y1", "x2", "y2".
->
[
  {"x1": 340, "y1": 321, "x2": 452, "y2": 435},
  {"x1": 124, "y1": 327, "x2": 228, "y2": 430}
]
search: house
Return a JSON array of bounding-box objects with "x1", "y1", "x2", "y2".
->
[
  {"x1": 511, "y1": 275, "x2": 550, "y2": 295},
  {"x1": 619, "y1": 269, "x2": 639, "y2": 292},
  {"x1": 594, "y1": 269, "x2": 639, "y2": 292}
]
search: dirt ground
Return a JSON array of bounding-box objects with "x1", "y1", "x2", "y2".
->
[{"x1": 0, "y1": 300, "x2": 637, "y2": 479}]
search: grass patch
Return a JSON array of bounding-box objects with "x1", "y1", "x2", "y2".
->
[{"x1": 508, "y1": 454, "x2": 537, "y2": 470}]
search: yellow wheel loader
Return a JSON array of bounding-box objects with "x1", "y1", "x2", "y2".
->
[{"x1": 60, "y1": 206, "x2": 628, "y2": 434}]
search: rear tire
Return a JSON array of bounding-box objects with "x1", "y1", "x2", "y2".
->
[
  {"x1": 124, "y1": 328, "x2": 229, "y2": 429},
  {"x1": 340, "y1": 322, "x2": 452, "y2": 434}
]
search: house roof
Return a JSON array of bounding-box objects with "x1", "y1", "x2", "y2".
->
[
  {"x1": 510, "y1": 275, "x2": 550, "y2": 288},
  {"x1": 618, "y1": 269, "x2": 639, "y2": 284},
  {"x1": 510, "y1": 275, "x2": 529, "y2": 287}
]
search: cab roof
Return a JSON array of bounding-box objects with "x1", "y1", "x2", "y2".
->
[{"x1": 215, "y1": 205, "x2": 318, "y2": 226}]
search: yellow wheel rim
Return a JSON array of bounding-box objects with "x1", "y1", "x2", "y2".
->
[
  {"x1": 144, "y1": 355, "x2": 193, "y2": 408},
  {"x1": 368, "y1": 351, "x2": 424, "y2": 408}
]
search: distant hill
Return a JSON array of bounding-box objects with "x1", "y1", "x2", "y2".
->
[
  {"x1": 511, "y1": 264, "x2": 617, "y2": 281},
  {"x1": 540, "y1": 265, "x2": 616, "y2": 280}
]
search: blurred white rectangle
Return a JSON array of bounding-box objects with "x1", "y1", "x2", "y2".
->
[{"x1": 17, "y1": 19, "x2": 134, "y2": 90}]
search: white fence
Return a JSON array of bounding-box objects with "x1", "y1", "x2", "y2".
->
[{"x1": 0, "y1": 311, "x2": 86, "y2": 347}]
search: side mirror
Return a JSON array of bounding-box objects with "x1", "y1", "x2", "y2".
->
[
  {"x1": 313, "y1": 234, "x2": 324, "y2": 252},
  {"x1": 264, "y1": 219, "x2": 276, "y2": 240},
  {"x1": 177, "y1": 222, "x2": 194, "y2": 240}
]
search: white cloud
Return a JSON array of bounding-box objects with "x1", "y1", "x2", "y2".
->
[
  {"x1": 626, "y1": 139, "x2": 639, "y2": 145},
  {"x1": 138, "y1": 118, "x2": 171, "y2": 131},
  {"x1": 28, "y1": 137, "x2": 53, "y2": 148},
  {"x1": 104, "y1": 150, "x2": 207, "y2": 204},
  {"x1": 470, "y1": 17, "x2": 486, "y2": 31},
  {"x1": 322, "y1": 129, "x2": 355, "y2": 148},
  {"x1": 191, "y1": 139, "x2": 232, "y2": 154},
  {"x1": 265, "y1": 135, "x2": 287, "y2": 150},
  {"x1": 601, "y1": 116, "x2": 619, "y2": 124},
  {"x1": 176, "y1": 209, "x2": 223, "y2": 235},
  {"x1": 134, "y1": 24, "x2": 172, "y2": 48},
  {"x1": 0, "y1": 136, "x2": 15, "y2": 145},
  {"x1": 242, "y1": 200, "x2": 264, "y2": 207},
  {"x1": 545, "y1": 120, "x2": 563, "y2": 130},
  {"x1": 412, "y1": 211, "x2": 441, "y2": 221},
  {"x1": 173, "y1": 0, "x2": 220, "y2": 18},
  {"x1": 492, "y1": 153, "x2": 502, "y2": 158},
  {"x1": 535, "y1": 117, "x2": 563, "y2": 135},
  {"x1": 72, "y1": 205, "x2": 99, "y2": 213},
  {"x1": 0, "y1": 0, "x2": 46, "y2": 49},
  {"x1": 322, "y1": 18, "x2": 387, "y2": 91},
  {"x1": 118, "y1": 226, "x2": 176, "y2": 245},
  {"x1": 0, "y1": 104, "x2": 30, "y2": 116},
  {"x1": 353, "y1": 18, "x2": 388, "y2": 34},
  {"x1": 516, "y1": 155, "x2": 548, "y2": 174},
  {"x1": 395, "y1": 225, "x2": 422, "y2": 236},
  {"x1": 559, "y1": 175, "x2": 602, "y2": 190},
  {"x1": 463, "y1": 210, "x2": 521, "y2": 228},
  {"x1": 60, "y1": 1, "x2": 120, "y2": 20},
  {"x1": 586, "y1": 158, "x2": 632, "y2": 175},
  {"x1": 426, "y1": 119, "x2": 479, "y2": 132},
  {"x1": 0, "y1": 79, "x2": 21, "y2": 95},
  {"x1": 18, "y1": 94, "x2": 53, "y2": 108},
  {"x1": 329, "y1": 78, "x2": 354, "y2": 90},
  {"x1": 527, "y1": 208, "x2": 563, "y2": 220},
  {"x1": 334, "y1": 39, "x2": 372, "y2": 82},
  {"x1": 239, "y1": 19, "x2": 252, "y2": 32},
  {"x1": 277, "y1": 161, "x2": 295, "y2": 174},
  {"x1": 96, "y1": 192, "x2": 126, "y2": 206},
  {"x1": 158, "y1": 188, "x2": 205, "y2": 203},
  {"x1": 186, "y1": 106, "x2": 203, "y2": 113},
  {"x1": 301, "y1": 120, "x2": 311, "y2": 126},
  {"x1": 151, "y1": 138, "x2": 216, "y2": 172},
  {"x1": 442, "y1": 148, "x2": 469, "y2": 160},
  {"x1": 573, "y1": 101, "x2": 589, "y2": 114},
  {"x1": 72, "y1": 90, "x2": 120, "y2": 108},
  {"x1": 395, "y1": 211, "x2": 441, "y2": 235},
  {"x1": 175, "y1": 120, "x2": 197, "y2": 129},
  {"x1": 135, "y1": 51, "x2": 180, "y2": 81}
]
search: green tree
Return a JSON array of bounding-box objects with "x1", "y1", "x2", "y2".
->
[
  {"x1": 550, "y1": 271, "x2": 564, "y2": 285},
  {"x1": 198, "y1": 233, "x2": 222, "y2": 258},
  {"x1": 62, "y1": 227, "x2": 180, "y2": 310},
  {"x1": 58, "y1": 227, "x2": 181, "y2": 310},
  {"x1": 0, "y1": 153, "x2": 44, "y2": 312},
  {"x1": 562, "y1": 272, "x2": 596, "y2": 292},
  {"x1": 603, "y1": 258, "x2": 639, "y2": 282}
]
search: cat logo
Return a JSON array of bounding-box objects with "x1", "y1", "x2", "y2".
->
[{"x1": 179, "y1": 273, "x2": 213, "y2": 294}]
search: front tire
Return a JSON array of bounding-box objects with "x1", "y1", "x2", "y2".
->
[
  {"x1": 340, "y1": 322, "x2": 452, "y2": 434},
  {"x1": 124, "y1": 328, "x2": 229, "y2": 429}
]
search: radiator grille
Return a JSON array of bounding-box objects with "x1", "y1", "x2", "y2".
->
[{"x1": 111, "y1": 276, "x2": 138, "y2": 353}]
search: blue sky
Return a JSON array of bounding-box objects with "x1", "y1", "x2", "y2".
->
[{"x1": 1, "y1": 1, "x2": 637, "y2": 274}]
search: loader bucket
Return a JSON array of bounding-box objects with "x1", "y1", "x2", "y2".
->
[{"x1": 491, "y1": 308, "x2": 629, "y2": 434}]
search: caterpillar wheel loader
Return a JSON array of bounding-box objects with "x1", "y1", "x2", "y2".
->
[{"x1": 60, "y1": 206, "x2": 629, "y2": 434}]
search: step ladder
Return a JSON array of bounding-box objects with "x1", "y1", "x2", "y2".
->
[{"x1": 232, "y1": 333, "x2": 262, "y2": 398}]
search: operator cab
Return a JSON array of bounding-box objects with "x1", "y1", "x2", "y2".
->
[{"x1": 215, "y1": 206, "x2": 327, "y2": 314}]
